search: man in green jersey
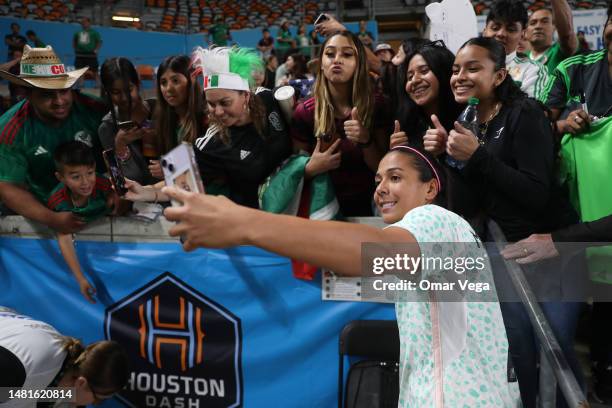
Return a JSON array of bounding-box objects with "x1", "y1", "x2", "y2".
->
[
  {"x1": 0, "y1": 45, "x2": 106, "y2": 233},
  {"x1": 208, "y1": 15, "x2": 232, "y2": 47},
  {"x1": 526, "y1": 0, "x2": 577, "y2": 75},
  {"x1": 542, "y1": 6, "x2": 611, "y2": 134},
  {"x1": 73, "y1": 17, "x2": 102, "y2": 83}
]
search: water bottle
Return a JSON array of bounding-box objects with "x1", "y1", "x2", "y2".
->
[{"x1": 446, "y1": 97, "x2": 480, "y2": 170}]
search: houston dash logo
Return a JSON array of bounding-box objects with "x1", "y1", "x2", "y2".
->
[{"x1": 105, "y1": 272, "x2": 242, "y2": 408}]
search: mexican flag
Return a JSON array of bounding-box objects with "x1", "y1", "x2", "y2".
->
[{"x1": 259, "y1": 155, "x2": 341, "y2": 279}]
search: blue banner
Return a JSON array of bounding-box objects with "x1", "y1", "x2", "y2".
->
[{"x1": 0, "y1": 237, "x2": 394, "y2": 407}]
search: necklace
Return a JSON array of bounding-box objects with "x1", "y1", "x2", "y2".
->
[{"x1": 478, "y1": 102, "x2": 502, "y2": 141}]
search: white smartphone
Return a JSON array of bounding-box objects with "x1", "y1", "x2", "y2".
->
[{"x1": 161, "y1": 143, "x2": 205, "y2": 207}]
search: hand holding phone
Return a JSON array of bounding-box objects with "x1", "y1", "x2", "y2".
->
[
  {"x1": 161, "y1": 143, "x2": 205, "y2": 207},
  {"x1": 314, "y1": 13, "x2": 329, "y2": 26},
  {"x1": 102, "y1": 149, "x2": 128, "y2": 196},
  {"x1": 118, "y1": 120, "x2": 136, "y2": 131}
]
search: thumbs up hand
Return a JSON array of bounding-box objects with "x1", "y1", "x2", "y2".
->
[
  {"x1": 390, "y1": 120, "x2": 408, "y2": 148},
  {"x1": 446, "y1": 121, "x2": 479, "y2": 161},
  {"x1": 423, "y1": 114, "x2": 449, "y2": 156},
  {"x1": 344, "y1": 107, "x2": 370, "y2": 146}
]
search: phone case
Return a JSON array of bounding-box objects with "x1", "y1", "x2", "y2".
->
[
  {"x1": 102, "y1": 149, "x2": 128, "y2": 196},
  {"x1": 161, "y1": 143, "x2": 205, "y2": 207}
]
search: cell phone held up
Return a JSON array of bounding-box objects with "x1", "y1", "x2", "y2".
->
[
  {"x1": 161, "y1": 143, "x2": 205, "y2": 207},
  {"x1": 314, "y1": 13, "x2": 329, "y2": 26},
  {"x1": 102, "y1": 149, "x2": 128, "y2": 196},
  {"x1": 117, "y1": 120, "x2": 136, "y2": 131}
]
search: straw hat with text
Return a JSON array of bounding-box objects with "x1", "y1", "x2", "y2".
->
[{"x1": 0, "y1": 45, "x2": 88, "y2": 90}]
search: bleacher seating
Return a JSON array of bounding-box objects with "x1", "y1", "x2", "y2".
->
[
  {"x1": 1, "y1": 0, "x2": 608, "y2": 30},
  {"x1": 137, "y1": 0, "x2": 328, "y2": 33},
  {"x1": 0, "y1": 0, "x2": 80, "y2": 22}
]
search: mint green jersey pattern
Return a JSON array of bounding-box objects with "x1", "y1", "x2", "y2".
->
[{"x1": 390, "y1": 205, "x2": 520, "y2": 407}]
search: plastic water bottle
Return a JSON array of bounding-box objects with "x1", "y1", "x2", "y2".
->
[{"x1": 446, "y1": 97, "x2": 480, "y2": 170}]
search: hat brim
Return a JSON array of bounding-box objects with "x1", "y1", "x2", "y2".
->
[{"x1": 0, "y1": 67, "x2": 89, "y2": 90}]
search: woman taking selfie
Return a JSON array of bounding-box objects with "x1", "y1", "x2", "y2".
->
[
  {"x1": 160, "y1": 146, "x2": 521, "y2": 407},
  {"x1": 98, "y1": 57, "x2": 157, "y2": 185},
  {"x1": 291, "y1": 31, "x2": 390, "y2": 216}
]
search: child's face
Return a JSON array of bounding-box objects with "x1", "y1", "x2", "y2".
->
[{"x1": 57, "y1": 164, "x2": 96, "y2": 199}]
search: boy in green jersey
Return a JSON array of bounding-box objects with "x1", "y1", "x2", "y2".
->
[
  {"x1": 48, "y1": 141, "x2": 116, "y2": 303},
  {"x1": 0, "y1": 45, "x2": 106, "y2": 234}
]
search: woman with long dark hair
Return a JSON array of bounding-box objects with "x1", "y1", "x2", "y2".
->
[
  {"x1": 442, "y1": 36, "x2": 583, "y2": 408},
  {"x1": 98, "y1": 57, "x2": 156, "y2": 184},
  {"x1": 391, "y1": 40, "x2": 462, "y2": 150},
  {"x1": 152, "y1": 55, "x2": 205, "y2": 178}
]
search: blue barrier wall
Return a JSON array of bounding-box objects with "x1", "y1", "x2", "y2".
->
[
  {"x1": 1, "y1": 17, "x2": 377, "y2": 69},
  {"x1": 0, "y1": 235, "x2": 395, "y2": 407}
]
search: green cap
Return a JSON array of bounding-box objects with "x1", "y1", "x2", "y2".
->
[{"x1": 468, "y1": 97, "x2": 479, "y2": 105}]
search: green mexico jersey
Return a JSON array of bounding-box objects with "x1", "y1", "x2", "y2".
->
[
  {"x1": 47, "y1": 175, "x2": 112, "y2": 223},
  {"x1": 74, "y1": 29, "x2": 101, "y2": 53},
  {"x1": 529, "y1": 42, "x2": 569, "y2": 75},
  {"x1": 542, "y1": 50, "x2": 610, "y2": 118},
  {"x1": 0, "y1": 92, "x2": 106, "y2": 202},
  {"x1": 560, "y1": 116, "x2": 612, "y2": 283}
]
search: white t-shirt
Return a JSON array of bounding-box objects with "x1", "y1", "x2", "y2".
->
[
  {"x1": 506, "y1": 51, "x2": 549, "y2": 101},
  {"x1": 0, "y1": 311, "x2": 67, "y2": 408}
]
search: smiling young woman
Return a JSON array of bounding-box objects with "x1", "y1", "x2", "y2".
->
[
  {"x1": 445, "y1": 36, "x2": 584, "y2": 408},
  {"x1": 159, "y1": 145, "x2": 521, "y2": 407}
]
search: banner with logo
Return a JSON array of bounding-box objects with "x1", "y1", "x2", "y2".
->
[{"x1": 0, "y1": 237, "x2": 395, "y2": 407}]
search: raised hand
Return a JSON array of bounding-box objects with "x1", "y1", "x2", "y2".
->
[
  {"x1": 390, "y1": 120, "x2": 408, "y2": 148},
  {"x1": 423, "y1": 114, "x2": 448, "y2": 156},
  {"x1": 344, "y1": 107, "x2": 370, "y2": 145},
  {"x1": 305, "y1": 138, "x2": 342, "y2": 178}
]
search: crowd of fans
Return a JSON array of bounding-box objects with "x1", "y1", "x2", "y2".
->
[{"x1": 0, "y1": 0, "x2": 611, "y2": 406}]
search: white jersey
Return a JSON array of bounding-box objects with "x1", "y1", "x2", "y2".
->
[
  {"x1": 0, "y1": 311, "x2": 66, "y2": 408},
  {"x1": 506, "y1": 51, "x2": 549, "y2": 101}
]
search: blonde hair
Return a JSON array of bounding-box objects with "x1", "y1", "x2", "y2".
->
[{"x1": 313, "y1": 31, "x2": 373, "y2": 139}]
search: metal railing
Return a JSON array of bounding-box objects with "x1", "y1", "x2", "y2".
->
[{"x1": 488, "y1": 221, "x2": 590, "y2": 408}]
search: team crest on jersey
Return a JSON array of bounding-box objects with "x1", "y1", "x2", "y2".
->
[
  {"x1": 268, "y1": 112, "x2": 284, "y2": 132},
  {"x1": 74, "y1": 131, "x2": 93, "y2": 147}
]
